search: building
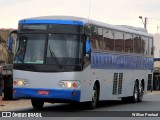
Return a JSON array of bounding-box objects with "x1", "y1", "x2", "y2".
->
[{"x1": 154, "y1": 33, "x2": 160, "y2": 58}]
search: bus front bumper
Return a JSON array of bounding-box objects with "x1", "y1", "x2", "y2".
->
[{"x1": 13, "y1": 88, "x2": 81, "y2": 102}]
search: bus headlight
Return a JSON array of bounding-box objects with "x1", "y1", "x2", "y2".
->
[
  {"x1": 18, "y1": 80, "x2": 23, "y2": 86},
  {"x1": 66, "y1": 82, "x2": 72, "y2": 88},
  {"x1": 58, "y1": 80, "x2": 81, "y2": 88}
]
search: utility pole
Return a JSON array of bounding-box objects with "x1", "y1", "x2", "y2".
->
[
  {"x1": 144, "y1": 17, "x2": 147, "y2": 29},
  {"x1": 139, "y1": 16, "x2": 147, "y2": 29}
]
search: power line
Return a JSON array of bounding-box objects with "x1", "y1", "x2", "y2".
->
[
  {"x1": 87, "y1": 0, "x2": 92, "y2": 23},
  {"x1": 148, "y1": 17, "x2": 160, "y2": 21}
]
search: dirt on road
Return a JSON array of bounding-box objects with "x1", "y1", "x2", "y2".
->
[{"x1": 0, "y1": 99, "x2": 32, "y2": 111}]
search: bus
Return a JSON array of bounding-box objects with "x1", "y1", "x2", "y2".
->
[{"x1": 11, "y1": 16, "x2": 153, "y2": 109}]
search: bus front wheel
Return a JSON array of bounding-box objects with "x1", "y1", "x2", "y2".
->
[
  {"x1": 31, "y1": 99, "x2": 44, "y2": 109},
  {"x1": 88, "y1": 85, "x2": 98, "y2": 109}
]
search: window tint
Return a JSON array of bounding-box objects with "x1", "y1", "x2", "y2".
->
[
  {"x1": 114, "y1": 31, "x2": 124, "y2": 52},
  {"x1": 103, "y1": 29, "x2": 114, "y2": 51},
  {"x1": 20, "y1": 25, "x2": 47, "y2": 32},
  {"x1": 48, "y1": 24, "x2": 80, "y2": 34},
  {"x1": 124, "y1": 33, "x2": 133, "y2": 53}
]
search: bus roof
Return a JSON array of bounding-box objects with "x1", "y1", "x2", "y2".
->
[{"x1": 20, "y1": 16, "x2": 153, "y2": 37}]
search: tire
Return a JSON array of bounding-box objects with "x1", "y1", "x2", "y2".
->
[
  {"x1": 138, "y1": 84, "x2": 144, "y2": 102},
  {"x1": 3, "y1": 75, "x2": 13, "y2": 100},
  {"x1": 153, "y1": 77, "x2": 160, "y2": 90},
  {"x1": 3, "y1": 87, "x2": 13, "y2": 100},
  {"x1": 88, "y1": 85, "x2": 98, "y2": 109},
  {"x1": 130, "y1": 82, "x2": 138, "y2": 103},
  {"x1": 31, "y1": 99, "x2": 44, "y2": 109}
]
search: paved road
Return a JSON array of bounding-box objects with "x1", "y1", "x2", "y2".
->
[
  {"x1": 1, "y1": 92, "x2": 160, "y2": 120},
  {"x1": 12, "y1": 91, "x2": 160, "y2": 111}
]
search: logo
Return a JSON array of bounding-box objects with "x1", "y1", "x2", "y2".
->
[
  {"x1": 2, "y1": 112, "x2": 12, "y2": 117},
  {"x1": 1, "y1": 112, "x2": 42, "y2": 118}
]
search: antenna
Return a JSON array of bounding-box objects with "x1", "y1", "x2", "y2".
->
[{"x1": 88, "y1": 0, "x2": 92, "y2": 23}]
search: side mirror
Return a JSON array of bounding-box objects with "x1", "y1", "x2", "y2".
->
[
  {"x1": 8, "y1": 36, "x2": 13, "y2": 52},
  {"x1": 8, "y1": 30, "x2": 18, "y2": 52}
]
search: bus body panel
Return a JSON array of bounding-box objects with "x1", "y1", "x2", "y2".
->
[
  {"x1": 13, "y1": 66, "x2": 152, "y2": 102},
  {"x1": 13, "y1": 66, "x2": 94, "y2": 102}
]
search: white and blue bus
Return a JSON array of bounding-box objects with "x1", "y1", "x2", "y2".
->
[{"x1": 12, "y1": 16, "x2": 153, "y2": 109}]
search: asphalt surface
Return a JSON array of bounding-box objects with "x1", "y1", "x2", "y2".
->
[{"x1": 1, "y1": 91, "x2": 160, "y2": 120}]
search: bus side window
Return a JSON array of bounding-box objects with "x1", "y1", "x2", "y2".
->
[
  {"x1": 141, "y1": 36, "x2": 148, "y2": 55},
  {"x1": 91, "y1": 36, "x2": 98, "y2": 49},
  {"x1": 149, "y1": 38, "x2": 153, "y2": 56},
  {"x1": 133, "y1": 34, "x2": 141, "y2": 54},
  {"x1": 91, "y1": 25, "x2": 103, "y2": 50},
  {"x1": 114, "y1": 31, "x2": 124, "y2": 52},
  {"x1": 103, "y1": 29, "x2": 114, "y2": 51},
  {"x1": 124, "y1": 33, "x2": 133, "y2": 53}
]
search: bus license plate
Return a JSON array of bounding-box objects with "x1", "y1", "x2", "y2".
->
[{"x1": 38, "y1": 90, "x2": 49, "y2": 95}]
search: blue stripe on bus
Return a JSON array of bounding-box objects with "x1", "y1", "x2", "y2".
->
[
  {"x1": 13, "y1": 88, "x2": 81, "y2": 102},
  {"x1": 91, "y1": 53, "x2": 153, "y2": 70},
  {"x1": 19, "y1": 19, "x2": 84, "y2": 25}
]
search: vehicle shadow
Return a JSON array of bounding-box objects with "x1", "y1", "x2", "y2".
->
[{"x1": 13, "y1": 99, "x2": 147, "y2": 112}]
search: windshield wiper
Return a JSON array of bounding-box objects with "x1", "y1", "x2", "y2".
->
[
  {"x1": 49, "y1": 45, "x2": 62, "y2": 68},
  {"x1": 15, "y1": 54, "x2": 24, "y2": 63}
]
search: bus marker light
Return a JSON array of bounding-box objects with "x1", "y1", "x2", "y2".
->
[
  {"x1": 13, "y1": 90, "x2": 16, "y2": 93},
  {"x1": 13, "y1": 81, "x2": 17, "y2": 85},
  {"x1": 73, "y1": 83, "x2": 77, "y2": 88}
]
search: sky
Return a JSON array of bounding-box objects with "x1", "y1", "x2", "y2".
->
[{"x1": 1, "y1": 0, "x2": 160, "y2": 34}]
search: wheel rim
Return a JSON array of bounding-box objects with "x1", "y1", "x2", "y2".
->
[
  {"x1": 139, "y1": 86, "x2": 144, "y2": 101},
  {"x1": 134, "y1": 86, "x2": 138, "y2": 100}
]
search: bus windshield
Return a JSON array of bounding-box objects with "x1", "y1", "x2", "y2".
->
[
  {"x1": 46, "y1": 34, "x2": 81, "y2": 65},
  {"x1": 14, "y1": 24, "x2": 82, "y2": 66},
  {"x1": 14, "y1": 34, "x2": 46, "y2": 64}
]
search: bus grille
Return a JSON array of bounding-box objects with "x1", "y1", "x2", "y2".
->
[
  {"x1": 118, "y1": 73, "x2": 123, "y2": 94},
  {"x1": 112, "y1": 73, "x2": 123, "y2": 95},
  {"x1": 113, "y1": 73, "x2": 118, "y2": 95}
]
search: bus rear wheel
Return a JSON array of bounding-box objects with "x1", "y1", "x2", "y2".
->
[
  {"x1": 138, "y1": 84, "x2": 144, "y2": 102},
  {"x1": 153, "y1": 76, "x2": 160, "y2": 90},
  {"x1": 130, "y1": 82, "x2": 138, "y2": 103},
  {"x1": 31, "y1": 99, "x2": 44, "y2": 109}
]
